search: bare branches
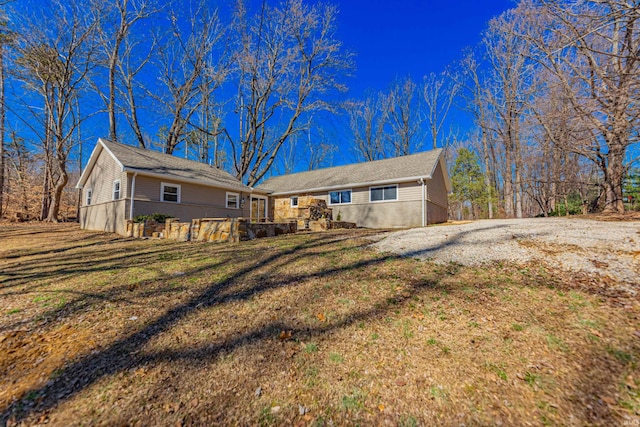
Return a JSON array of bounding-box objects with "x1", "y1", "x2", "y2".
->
[
  {"x1": 231, "y1": 0, "x2": 353, "y2": 185},
  {"x1": 422, "y1": 71, "x2": 460, "y2": 150}
]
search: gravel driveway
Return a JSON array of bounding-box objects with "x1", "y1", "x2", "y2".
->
[{"x1": 372, "y1": 218, "x2": 640, "y2": 287}]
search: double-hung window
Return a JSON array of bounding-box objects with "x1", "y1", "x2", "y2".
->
[
  {"x1": 161, "y1": 182, "x2": 181, "y2": 203},
  {"x1": 226, "y1": 192, "x2": 239, "y2": 209},
  {"x1": 329, "y1": 190, "x2": 351, "y2": 205},
  {"x1": 112, "y1": 180, "x2": 121, "y2": 200},
  {"x1": 370, "y1": 185, "x2": 397, "y2": 202},
  {"x1": 86, "y1": 189, "x2": 93, "y2": 205},
  {"x1": 290, "y1": 196, "x2": 299, "y2": 207}
]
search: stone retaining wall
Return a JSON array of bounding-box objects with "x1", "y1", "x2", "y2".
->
[{"x1": 125, "y1": 217, "x2": 297, "y2": 243}]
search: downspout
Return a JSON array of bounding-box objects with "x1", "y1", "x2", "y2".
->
[
  {"x1": 249, "y1": 188, "x2": 253, "y2": 223},
  {"x1": 419, "y1": 178, "x2": 426, "y2": 227},
  {"x1": 129, "y1": 173, "x2": 137, "y2": 220}
]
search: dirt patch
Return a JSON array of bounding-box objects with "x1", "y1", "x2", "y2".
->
[{"x1": 0, "y1": 325, "x2": 96, "y2": 411}]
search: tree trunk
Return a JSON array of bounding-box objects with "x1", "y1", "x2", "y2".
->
[
  {"x1": 504, "y1": 144, "x2": 514, "y2": 218},
  {"x1": 0, "y1": 44, "x2": 4, "y2": 218},
  {"x1": 603, "y1": 143, "x2": 625, "y2": 213},
  {"x1": 45, "y1": 162, "x2": 67, "y2": 223}
]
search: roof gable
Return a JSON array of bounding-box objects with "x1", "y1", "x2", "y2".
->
[
  {"x1": 77, "y1": 139, "x2": 251, "y2": 193},
  {"x1": 257, "y1": 149, "x2": 449, "y2": 195}
]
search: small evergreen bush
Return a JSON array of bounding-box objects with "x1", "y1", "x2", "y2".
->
[{"x1": 133, "y1": 213, "x2": 174, "y2": 223}]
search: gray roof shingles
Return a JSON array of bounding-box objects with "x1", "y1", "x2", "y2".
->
[
  {"x1": 102, "y1": 139, "x2": 251, "y2": 192},
  {"x1": 256, "y1": 149, "x2": 443, "y2": 194}
]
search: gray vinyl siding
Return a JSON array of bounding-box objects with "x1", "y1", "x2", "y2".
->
[
  {"x1": 129, "y1": 175, "x2": 251, "y2": 221},
  {"x1": 82, "y1": 149, "x2": 127, "y2": 206},
  {"x1": 79, "y1": 149, "x2": 129, "y2": 235},
  {"x1": 421, "y1": 161, "x2": 449, "y2": 224},
  {"x1": 80, "y1": 199, "x2": 128, "y2": 235},
  {"x1": 427, "y1": 161, "x2": 448, "y2": 210},
  {"x1": 279, "y1": 171, "x2": 449, "y2": 228},
  {"x1": 290, "y1": 181, "x2": 424, "y2": 228}
]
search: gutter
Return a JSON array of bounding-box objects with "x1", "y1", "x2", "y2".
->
[
  {"x1": 419, "y1": 178, "x2": 426, "y2": 227},
  {"x1": 129, "y1": 173, "x2": 137, "y2": 220}
]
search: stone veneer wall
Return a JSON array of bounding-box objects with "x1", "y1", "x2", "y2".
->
[{"x1": 125, "y1": 217, "x2": 297, "y2": 243}]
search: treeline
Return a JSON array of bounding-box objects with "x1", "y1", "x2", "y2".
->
[
  {"x1": 0, "y1": 0, "x2": 638, "y2": 222},
  {"x1": 447, "y1": 0, "x2": 640, "y2": 218},
  {"x1": 0, "y1": 0, "x2": 353, "y2": 221}
]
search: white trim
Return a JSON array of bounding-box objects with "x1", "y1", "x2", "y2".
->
[
  {"x1": 419, "y1": 178, "x2": 426, "y2": 227},
  {"x1": 226, "y1": 191, "x2": 240, "y2": 209},
  {"x1": 161, "y1": 182, "x2": 181, "y2": 203},
  {"x1": 85, "y1": 188, "x2": 93, "y2": 206},
  {"x1": 369, "y1": 184, "x2": 398, "y2": 203},
  {"x1": 112, "y1": 179, "x2": 121, "y2": 200},
  {"x1": 76, "y1": 138, "x2": 125, "y2": 188},
  {"x1": 290, "y1": 196, "x2": 299, "y2": 207},
  {"x1": 251, "y1": 195, "x2": 268, "y2": 222},
  {"x1": 328, "y1": 189, "x2": 352, "y2": 205}
]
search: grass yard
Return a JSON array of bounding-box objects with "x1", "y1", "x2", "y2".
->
[{"x1": 1, "y1": 223, "x2": 638, "y2": 426}]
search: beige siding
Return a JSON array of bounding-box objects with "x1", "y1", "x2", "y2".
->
[
  {"x1": 130, "y1": 175, "x2": 251, "y2": 221},
  {"x1": 427, "y1": 160, "x2": 448, "y2": 210},
  {"x1": 398, "y1": 181, "x2": 422, "y2": 201},
  {"x1": 427, "y1": 202, "x2": 448, "y2": 224},
  {"x1": 273, "y1": 173, "x2": 449, "y2": 228},
  {"x1": 82, "y1": 149, "x2": 127, "y2": 206},
  {"x1": 80, "y1": 200, "x2": 128, "y2": 235},
  {"x1": 277, "y1": 182, "x2": 425, "y2": 228}
]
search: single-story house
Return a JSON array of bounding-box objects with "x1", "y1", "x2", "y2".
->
[
  {"x1": 76, "y1": 138, "x2": 271, "y2": 235},
  {"x1": 256, "y1": 149, "x2": 451, "y2": 228},
  {"x1": 76, "y1": 139, "x2": 450, "y2": 235}
]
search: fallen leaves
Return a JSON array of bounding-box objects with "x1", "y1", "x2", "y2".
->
[{"x1": 278, "y1": 330, "x2": 292, "y2": 341}]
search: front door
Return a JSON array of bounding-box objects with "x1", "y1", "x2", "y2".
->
[{"x1": 251, "y1": 196, "x2": 267, "y2": 222}]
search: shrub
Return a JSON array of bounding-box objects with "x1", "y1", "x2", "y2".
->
[{"x1": 133, "y1": 213, "x2": 174, "y2": 224}]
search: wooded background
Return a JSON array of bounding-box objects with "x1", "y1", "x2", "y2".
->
[{"x1": 0, "y1": 0, "x2": 638, "y2": 222}]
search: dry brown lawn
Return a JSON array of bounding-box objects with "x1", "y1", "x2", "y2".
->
[{"x1": 1, "y1": 223, "x2": 638, "y2": 426}]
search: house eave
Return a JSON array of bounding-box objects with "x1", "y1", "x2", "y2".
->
[
  {"x1": 76, "y1": 138, "x2": 125, "y2": 189},
  {"x1": 266, "y1": 175, "x2": 433, "y2": 196},
  {"x1": 121, "y1": 167, "x2": 262, "y2": 194}
]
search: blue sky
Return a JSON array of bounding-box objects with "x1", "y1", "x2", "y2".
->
[
  {"x1": 303, "y1": 0, "x2": 516, "y2": 169},
  {"x1": 336, "y1": 0, "x2": 515, "y2": 98},
  {"x1": 9, "y1": 0, "x2": 518, "y2": 173}
]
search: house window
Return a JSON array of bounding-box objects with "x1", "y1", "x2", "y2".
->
[
  {"x1": 290, "y1": 196, "x2": 299, "y2": 207},
  {"x1": 112, "y1": 180, "x2": 121, "y2": 200},
  {"x1": 329, "y1": 190, "x2": 351, "y2": 205},
  {"x1": 161, "y1": 182, "x2": 181, "y2": 203},
  {"x1": 86, "y1": 189, "x2": 93, "y2": 205},
  {"x1": 226, "y1": 192, "x2": 239, "y2": 209},
  {"x1": 370, "y1": 185, "x2": 398, "y2": 202}
]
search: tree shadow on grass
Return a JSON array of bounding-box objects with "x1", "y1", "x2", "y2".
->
[
  {"x1": 0, "y1": 230, "x2": 412, "y2": 424},
  {"x1": 0, "y1": 226, "x2": 635, "y2": 426}
]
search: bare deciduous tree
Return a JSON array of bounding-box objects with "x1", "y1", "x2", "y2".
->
[
  {"x1": 387, "y1": 76, "x2": 421, "y2": 156},
  {"x1": 422, "y1": 70, "x2": 460, "y2": 150},
  {"x1": 347, "y1": 92, "x2": 389, "y2": 161},
  {"x1": 91, "y1": 0, "x2": 159, "y2": 143},
  {"x1": 523, "y1": 0, "x2": 640, "y2": 213},
  {"x1": 14, "y1": 0, "x2": 97, "y2": 222},
  {"x1": 458, "y1": 52, "x2": 497, "y2": 218},
  {"x1": 482, "y1": 8, "x2": 532, "y2": 218},
  {"x1": 154, "y1": 3, "x2": 227, "y2": 155}
]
